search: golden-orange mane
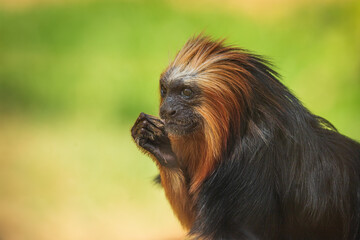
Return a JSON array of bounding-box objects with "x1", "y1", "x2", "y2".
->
[{"x1": 161, "y1": 35, "x2": 254, "y2": 193}]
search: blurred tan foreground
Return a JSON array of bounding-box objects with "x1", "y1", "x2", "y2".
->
[{"x1": 0, "y1": 117, "x2": 185, "y2": 240}]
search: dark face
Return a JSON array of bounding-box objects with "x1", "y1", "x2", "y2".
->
[{"x1": 159, "y1": 76, "x2": 202, "y2": 136}]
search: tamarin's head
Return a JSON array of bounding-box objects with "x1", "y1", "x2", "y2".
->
[
  {"x1": 159, "y1": 35, "x2": 282, "y2": 187},
  {"x1": 159, "y1": 35, "x2": 261, "y2": 149}
]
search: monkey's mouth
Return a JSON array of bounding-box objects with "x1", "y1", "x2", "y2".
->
[
  {"x1": 163, "y1": 118, "x2": 198, "y2": 135},
  {"x1": 164, "y1": 119, "x2": 189, "y2": 126}
]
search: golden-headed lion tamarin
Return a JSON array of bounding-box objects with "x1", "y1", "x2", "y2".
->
[{"x1": 131, "y1": 35, "x2": 360, "y2": 239}]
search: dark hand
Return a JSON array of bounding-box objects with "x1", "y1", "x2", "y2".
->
[{"x1": 131, "y1": 112, "x2": 178, "y2": 168}]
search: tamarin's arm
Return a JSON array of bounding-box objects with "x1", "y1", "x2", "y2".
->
[
  {"x1": 131, "y1": 112, "x2": 178, "y2": 168},
  {"x1": 131, "y1": 113, "x2": 195, "y2": 229}
]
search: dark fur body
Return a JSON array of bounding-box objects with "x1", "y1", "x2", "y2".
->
[
  {"x1": 131, "y1": 36, "x2": 360, "y2": 239},
  {"x1": 192, "y1": 92, "x2": 360, "y2": 239}
]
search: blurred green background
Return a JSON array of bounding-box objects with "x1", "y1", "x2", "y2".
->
[{"x1": 0, "y1": 0, "x2": 359, "y2": 239}]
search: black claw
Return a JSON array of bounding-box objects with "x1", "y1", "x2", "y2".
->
[{"x1": 139, "y1": 112, "x2": 146, "y2": 118}]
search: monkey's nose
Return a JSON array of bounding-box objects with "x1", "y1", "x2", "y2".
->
[{"x1": 160, "y1": 107, "x2": 177, "y2": 119}]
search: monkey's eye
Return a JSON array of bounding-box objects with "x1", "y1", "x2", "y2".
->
[
  {"x1": 160, "y1": 85, "x2": 167, "y2": 97},
  {"x1": 181, "y1": 88, "x2": 193, "y2": 98}
]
